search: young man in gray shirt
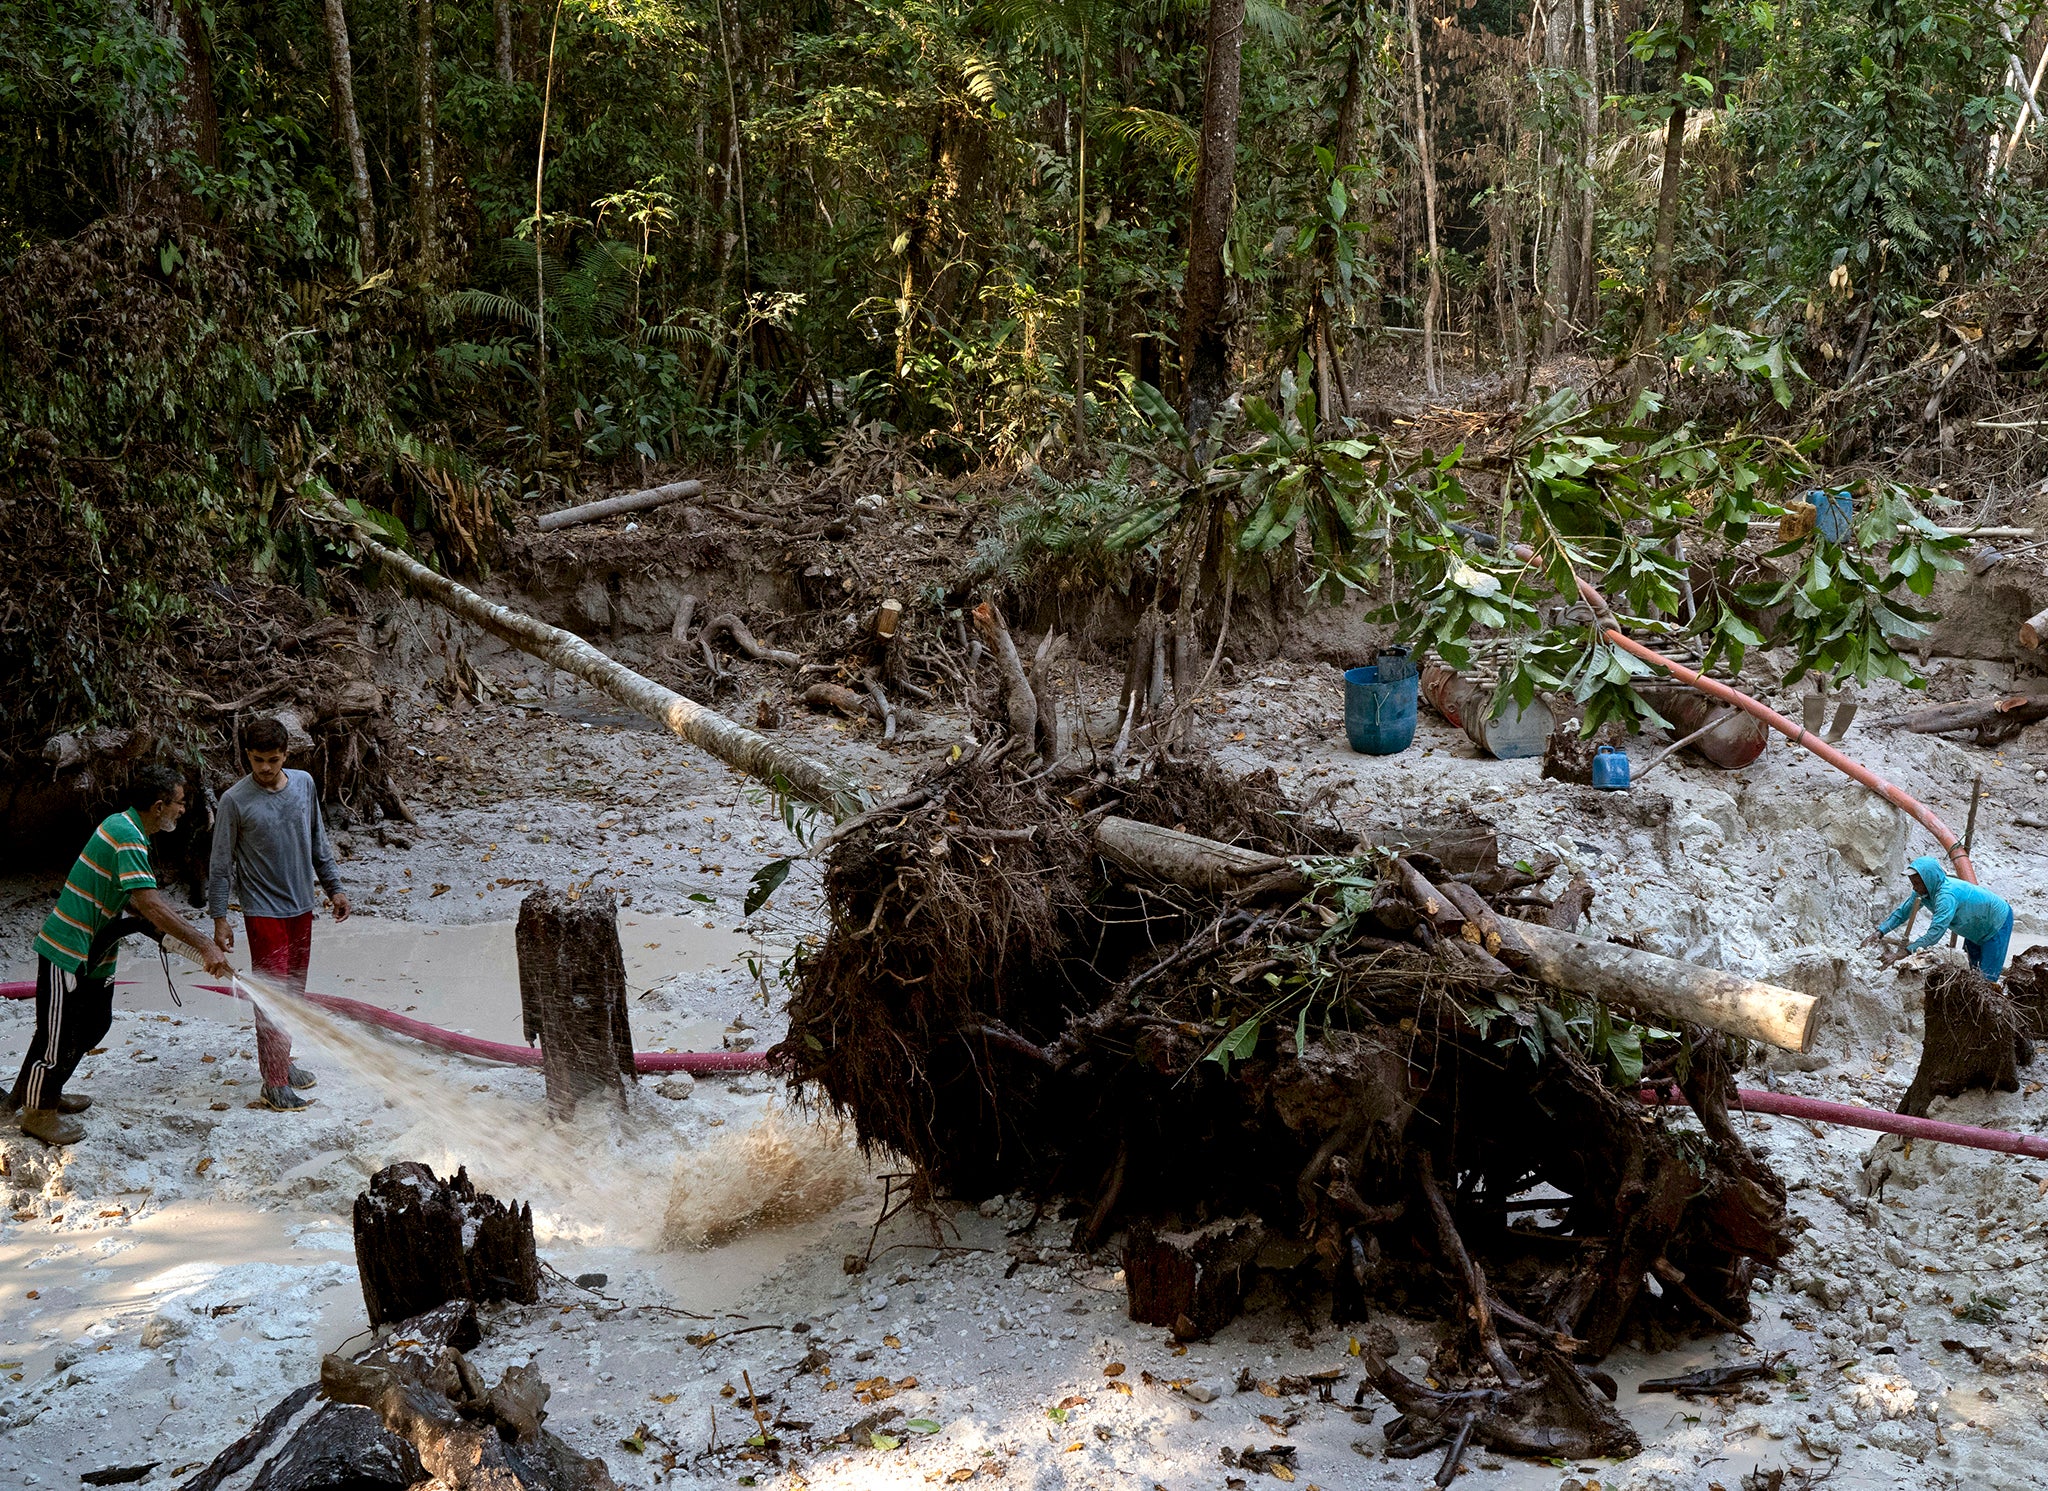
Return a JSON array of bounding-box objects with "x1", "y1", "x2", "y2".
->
[{"x1": 208, "y1": 717, "x2": 352, "y2": 1110}]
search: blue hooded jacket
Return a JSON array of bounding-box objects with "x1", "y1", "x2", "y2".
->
[{"x1": 1878, "y1": 855, "x2": 2011, "y2": 952}]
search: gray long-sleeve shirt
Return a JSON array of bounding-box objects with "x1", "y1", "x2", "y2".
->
[{"x1": 207, "y1": 769, "x2": 344, "y2": 920}]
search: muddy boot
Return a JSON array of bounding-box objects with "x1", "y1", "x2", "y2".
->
[
  {"x1": 56, "y1": 1093, "x2": 91, "y2": 1114},
  {"x1": 261, "y1": 1085, "x2": 310, "y2": 1112},
  {"x1": 287, "y1": 1064, "x2": 318, "y2": 1090},
  {"x1": 19, "y1": 1108, "x2": 85, "y2": 1146}
]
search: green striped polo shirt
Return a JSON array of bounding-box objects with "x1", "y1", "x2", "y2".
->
[{"x1": 35, "y1": 810, "x2": 158, "y2": 977}]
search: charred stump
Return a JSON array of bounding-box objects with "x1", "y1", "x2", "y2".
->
[
  {"x1": 1900, "y1": 963, "x2": 2032, "y2": 1118},
  {"x1": 516, "y1": 886, "x2": 636, "y2": 1118},
  {"x1": 1123, "y1": 1214, "x2": 1265, "y2": 1341},
  {"x1": 190, "y1": 1300, "x2": 617, "y2": 1491},
  {"x1": 352, "y1": 1163, "x2": 540, "y2": 1329}
]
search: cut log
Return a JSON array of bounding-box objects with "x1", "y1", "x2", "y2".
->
[
  {"x1": 351, "y1": 1163, "x2": 539, "y2": 1329},
  {"x1": 1508, "y1": 921, "x2": 1818, "y2": 1052},
  {"x1": 516, "y1": 887, "x2": 636, "y2": 1118},
  {"x1": 1359, "y1": 815, "x2": 1499, "y2": 875},
  {"x1": 1439, "y1": 879, "x2": 1506, "y2": 955},
  {"x1": 1093, "y1": 818, "x2": 1818, "y2": 1051},
  {"x1": 1393, "y1": 857, "x2": 1466, "y2": 939},
  {"x1": 534, "y1": 479, "x2": 703, "y2": 531},
  {"x1": 1873, "y1": 693, "x2": 2048, "y2": 736},
  {"x1": 1095, "y1": 816, "x2": 1287, "y2": 895},
  {"x1": 1122, "y1": 1214, "x2": 1265, "y2": 1340},
  {"x1": 329, "y1": 511, "x2": 864, "y2": 815},
  {"x1": 2024, "y1": 607, "x2": 2048, "y2": 649}
]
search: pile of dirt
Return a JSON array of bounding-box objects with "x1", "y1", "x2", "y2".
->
[{"x1": 773, "y1": 749, "x2": 1796, "y2": 1466}]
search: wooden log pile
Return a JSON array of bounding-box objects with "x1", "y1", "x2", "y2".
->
[{"x1": 773, "y1": 750, "x2": 1803, "y2": 1468}]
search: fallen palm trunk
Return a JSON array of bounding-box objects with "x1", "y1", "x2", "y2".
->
[
  {"x1": 533, "y1": 477, "x2": 703, "y2": 531},
  {"x1": 1092, "y1": 817, "x2": 1818, "y2": 1051},
  {"x1": 329, "y1": 511, "x2": 864, "y2": 815}
]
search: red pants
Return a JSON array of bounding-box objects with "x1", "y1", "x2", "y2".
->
[{"x1": 244, "y1": 912, "x2": 312, "y2": 1088}]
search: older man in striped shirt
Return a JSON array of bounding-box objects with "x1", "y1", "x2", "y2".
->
[{"x1": 8, "y1": 765, "x2": 231, "y2": 1146}]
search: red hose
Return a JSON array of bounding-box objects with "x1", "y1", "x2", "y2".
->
[
  {"x1": 12, "y1": 983, "x2": 2040, "y2": 1155},
  {"x1": 1511, "y1": 544, "x2": 1978, "y2": 884},
  {"x1": 1641, "y1": 1084, "x2": 2048, "y2": 1159},
  {"x1": 1, "y1": 978, "x2": 767, "y2": 1074}
]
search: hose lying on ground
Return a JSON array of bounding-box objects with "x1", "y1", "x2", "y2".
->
[
  {"x1": 1638, "y1": 1082, "x2": 2048, "y2": 1159},
  {"x1": 0, "y1": 978, "x2": 768, "y2": 1075}
]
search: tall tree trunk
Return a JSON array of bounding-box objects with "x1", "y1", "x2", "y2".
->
[
  {"x1": 533, "y1": 0, "x2": 564, "y2": 460},
  {"x1": 173, "y1": 0, "x2": 220, "y2": 169},
  {"x1": 1180, "y1": 0, "x2": 1246, "y2": 432},
  {"x1": 494, "y1": 0, "x2": 515, "y2": 83},
  {"x1": 1333, "y1": 34, "x2": 1366, "y2": 169},
  {"x1": 1576, "y1": 0, "x2": 1600, "y2": 323},
  {"x1": 1073, "y1": 44, "x2": 1090, "y2": 449},
  {"x1": 713, "y1": 0, "x2": 751, "y2": 291},
  {"x1": 322, "y1": 0, "x2": 377, "y2": 270},
  {"x1": 416, "y1": 0, "x2": 437, "y2": 276},
  {"x1": 1405, "y1": 0, "x2": 1441, "y2": 394},
  {"x1": 1637, "y1": 0, "x2": 1698, "y2": 354}
]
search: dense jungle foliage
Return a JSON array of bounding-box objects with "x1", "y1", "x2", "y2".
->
[{"x1": 3, "y1": 0, "x2": 2046, "y2": 750}]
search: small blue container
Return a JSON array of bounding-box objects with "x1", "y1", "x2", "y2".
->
[
  {"x1": 1344, "y1": 664, "x2": 1419, "y2": 756},
  {"x1": 1374, "y1": 644, "x2": 1416, "y2": 682},
  {"x1": 1591, "y1": 745, "x2": 1631, "y2": 790},
  {"x1": 1806, "y1": 488, "x2": 1854, "y2": 543}
]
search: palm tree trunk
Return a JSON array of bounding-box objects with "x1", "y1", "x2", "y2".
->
[
  {"x1": 1405, "y1": 0, "x2": 1441, "y2": 394},
  {"x1": 1180, "y1": 0, "x2": 1246, "y2": 432},
  {"x1": 416, "y1": 0, "x2": 437, "y2": 275},
  {"x1": 322, "y1": 0, "x2": 377, "y2": 269}
]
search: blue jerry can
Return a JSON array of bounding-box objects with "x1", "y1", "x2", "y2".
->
[{"x1": 1591, "y1": 746, "x2": 1631, "y2": 790}]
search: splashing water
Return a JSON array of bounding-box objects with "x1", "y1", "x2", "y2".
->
[{"x1": 220, "y1": 965, "x2": 866, "y2": 1250}]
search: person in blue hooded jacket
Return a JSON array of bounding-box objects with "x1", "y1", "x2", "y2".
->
[{"x1": 1869, "y1": 855, "x2": 2015, "y2": 982}]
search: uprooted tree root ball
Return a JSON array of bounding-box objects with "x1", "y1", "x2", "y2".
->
[{"x1": 773, "y1": 750, "x2": 1796, "y2": 1466}]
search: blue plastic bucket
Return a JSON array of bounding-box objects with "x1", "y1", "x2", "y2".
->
[
  {"x1": 1591, "y1": 745, "x2": 1631, "y2": 790},
  {"x1": 1806, "y1": 488, "x2": 1854, "y2": 543},
  {"x1": 1344, "y1": 665, "x2": 1419, "y2": 756}
]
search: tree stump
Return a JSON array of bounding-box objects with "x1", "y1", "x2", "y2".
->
[
  {"x1": 515, "y1": 886, "x2": 636, "y2": 1118},
  {"x1": 1122, "y1": 1214, "x2": 1265, "y2": 1340},
  {"x1": 352, "y1": 1163, "x2": 540, "y2": 1329},
  {"x1": 1901, "y1": 964, "x2": 2031, "y2": 1118}
]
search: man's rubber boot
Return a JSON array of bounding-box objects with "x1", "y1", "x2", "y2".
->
[
  {"x1": 56, "y1": 1093, "x2": 90, "y2": 1114},
  {"x1": 20, "y1": 1109, "x2": 84, "y2": 1146},
  {"x1": 287, "y1": 1065, "x2": 318, "y2": 1090},
  {"x1": 261, "y1": 1085, "x2": 310, "y2": 1112}
]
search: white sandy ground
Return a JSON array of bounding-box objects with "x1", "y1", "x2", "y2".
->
[{"x1": 7, "y1": 635, "x2": 2048, "y2": 1489}]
